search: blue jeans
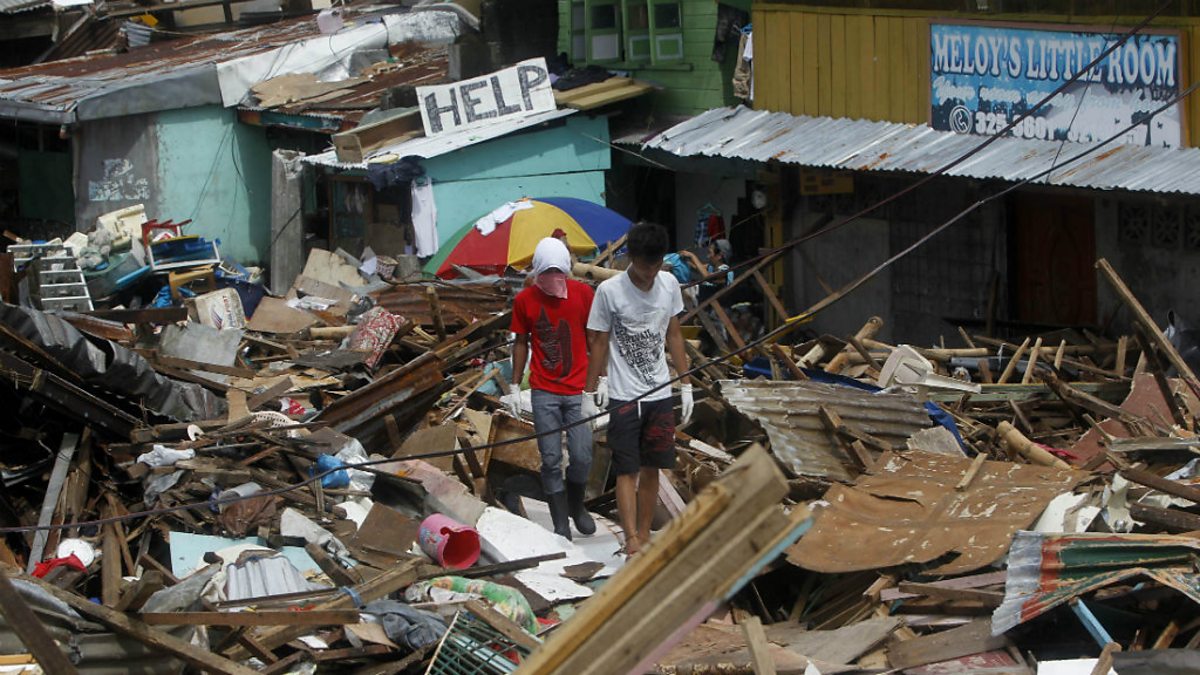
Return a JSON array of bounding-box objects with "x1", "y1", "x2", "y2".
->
[{"x1": 530, "y1": 389, "x2": 593, "y2": 494}]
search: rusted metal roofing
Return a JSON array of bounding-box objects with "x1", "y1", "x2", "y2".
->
[
  {"x1": 0, "y1": 14, "x2": 326, "y2": 122},
  {"x1": 637, "y1": 105, "x2": 1200, "y2": 196},
  {"x1": 720, "y1": 379, "x2": 931, "y2": 481},
  {"x1": 241, "y1": 45, "x2": 448, "y2": 127}
]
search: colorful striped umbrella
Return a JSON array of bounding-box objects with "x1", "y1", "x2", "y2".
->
[{"x1": 425, "y1": 197, "x2": 632, "y2": 279}]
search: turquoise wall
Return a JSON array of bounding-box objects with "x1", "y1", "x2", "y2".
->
[
  {"x1": 423, "y1": 115, "x2": 612, "y2": 244},
  {"x1": 154, "y1": 106, "x2": 272, "y2": 263}
]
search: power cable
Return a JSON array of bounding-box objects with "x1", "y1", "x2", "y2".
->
[{"x1": 4, "y1": 71, "x2": 1196, "y2": 536}]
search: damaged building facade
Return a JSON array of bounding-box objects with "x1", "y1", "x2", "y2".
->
[{"x1": 623, "y1": 1, "x2": 1200, "y2": 345}]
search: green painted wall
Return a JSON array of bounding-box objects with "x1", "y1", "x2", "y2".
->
[
  {"x1": 557, "y1": 0, "x2": 745, "y2": 116},
  {"x1": 424, "y1": 115, "x2": 612, "y2": 244},
  {"x1": 154, "y1": 106, "x2": 273, "y2": 263}
]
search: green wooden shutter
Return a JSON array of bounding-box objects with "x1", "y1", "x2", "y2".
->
[
  {"x1": 648, "y1": 0, "x2": 682, "y2": 63},
  {"x1": 622, "y1": 0, "x2": 650, "y2": 64},
  {"x1": 584, "y1": 0, "x2": 622, "y2": 63}
]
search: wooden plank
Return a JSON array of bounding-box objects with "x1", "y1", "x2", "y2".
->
[
  {"x1": 305, "y1": 541, "x2": 362, "y2": 587},
  {"x1": 873, "y1": 14, "x2": 892, "y2": 120},
  {"x1": 788, "y1": 12, "x2": 806, "y2": 115},
  {"x1": 829, "y1": 14, "x2": 847, "y2": 118},
  {"x1": 142, "y1": 610, "x2": 361, "y2": 626},
  {"x1": 115, "y1": 571, "x2": 165, "y2": 612},
  {"x1": 1097, "y1": 258, "x2": 1200, "y2": 395},
  {"x1": 519, "y1": 484, "x2": 734, "y2": 674},
  {"x1": 332, "y1": 111, "x2": 423, "y2": 164},
  {"x1": 887, "y1": 619, "x2": 1006, "y2": 670},
  {"x1": 247, "y1": 377, "x2": 293, "y2": 411},
  {"x1": 1128, "y1": 502, "x2": 1200, "y2": 533},
  {"x1": 859, "y1": 15, "x2": 878, "y2": 120},
  {"x1": 897, "y1": 582, "x2": 1003, "y2": 607},
  {"x1": 1120, "y1": 467, "x2": 1200, "y2": 504},
  {"x1": 8, "y1": 568, "x2": 256, "y2": 675},
  {"x1": 0, "y1": 570, "x2": 79, "y2": 675},
  {"x1": 801, "y1": 12, "x2": 820, "y2": 117},
  {"x1": 816, "y1": 13, "x2": 832, "y2": 116},
  {"x1": 154, "y1": 354, "x2": 257, "y2": 378},
  {"x1": 887, "y1": 18, "x2": 906, "y2": 121},
  {"x1": 844, "y1": 15, "x2": 862, "y2": 119},
  {"x1": 226, "y1": 559, "x2": 422, "y2": 659},
  {"x1": 27, "y1": 432, "x2": 78, "y2": 574},
  {"x1": 907, "y1": 17, "x2": 928, "y2": 123},
  {"x1": 101, "y1": 503, "x2": 122, "y2": 607},
  {"x1": 465, "y1": 599, "x2": 540, "y2": 651},
  {"x1": 520, "y1": 446, "x2": 792, "y2": 675},
  {"x1": 742, "y1": 616, "x2": 776, "y2": 675}
]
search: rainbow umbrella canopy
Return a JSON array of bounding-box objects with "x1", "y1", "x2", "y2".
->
[{"x1": 426, "y1": 197, "x2": 632, "y2": 279}]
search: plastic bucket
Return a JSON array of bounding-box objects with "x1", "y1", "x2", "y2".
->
[{"x1": 418, "y1": 514, "x2": 480, "y2": 569}]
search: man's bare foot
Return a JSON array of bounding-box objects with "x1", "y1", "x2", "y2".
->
[{"x1": 622, "y1": 534, "x2": 643, "y2": 559}]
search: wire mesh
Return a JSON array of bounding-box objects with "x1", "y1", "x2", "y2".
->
[{"x1": 424, "y1": 609, "x2": 533, "y2": 675}]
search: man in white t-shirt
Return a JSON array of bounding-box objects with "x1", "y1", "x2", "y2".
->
[{"x1": 585, "y1": 221, "x2": 694, "y2": 557}]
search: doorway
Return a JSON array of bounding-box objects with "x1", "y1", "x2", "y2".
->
[{"x1": 1010, "y1": 192, "x2": 1097, "y2": 326}]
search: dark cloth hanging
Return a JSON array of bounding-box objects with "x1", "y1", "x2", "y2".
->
[{"x1": 712, "y1": 4, "x2": 750, "y2": 62}]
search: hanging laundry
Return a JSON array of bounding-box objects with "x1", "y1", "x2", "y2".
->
[
  {"x1": 411, "y1": 177, "x2": 439, "y2": 258},
  {"x1": 733, "y1": 29, "x2": 753, "y2": 100},
  {"x1": 712, "y1": 4, "x2": 750, "y2": 62}
]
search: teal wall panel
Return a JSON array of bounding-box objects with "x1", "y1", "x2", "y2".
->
[
  {"x1": 430, "y1": 171, "x2": 607, "y2": 245},
  {"x1": 154, "y1": 106, "x2": 272, "y2": 263},
  {"x1": 423, "y1": 116, "x2": 611, "y2": 182},
  {"x1": 423, "y1": 115, "x2": 613, "y2": 245}
]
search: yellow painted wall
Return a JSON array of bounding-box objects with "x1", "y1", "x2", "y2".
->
[{"x1": 752, "y1": 4, "x2": 1200, "y2": 146}]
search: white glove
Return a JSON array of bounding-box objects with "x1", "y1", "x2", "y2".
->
[
  {"x1": 679, "y1": 384, "x2": 694, "y2": 427},
  {"x1": 500, "y1": 391, "x2": 521, "y2": 418},
  {"x1": 581, "y1": 391, "x2": 600, "y2": 426},
  {"x1": 595, "y1": 376, "x2": 609, "y2": 407}
]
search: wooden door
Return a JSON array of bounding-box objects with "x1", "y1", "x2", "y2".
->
[{"x1": 1011, "y1": 193, "x2": 1096, "y2": 326}]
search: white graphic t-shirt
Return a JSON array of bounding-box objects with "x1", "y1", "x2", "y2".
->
[{"x1": 587, "y1": 270, "x2": 685, "y2": 402}]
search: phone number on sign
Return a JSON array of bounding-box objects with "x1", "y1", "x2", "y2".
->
[{"x1": 974, "y1": 111, "x2": 1053, "y2": 140}]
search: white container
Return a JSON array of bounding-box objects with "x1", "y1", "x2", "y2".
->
[{"x1": 191, "y1": 287, "x2": 246, "y2": 330}]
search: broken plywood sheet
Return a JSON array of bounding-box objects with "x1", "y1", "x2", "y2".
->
[
  {"x1": 787, "y1": 450, "x2": 1085, "y2": 575},
  {"x1": 721, "y1": 379, "x2": 932, "y2": 481},
  {"x1": 247, "y1": 296, "x2": 318, "y2": 334},
  {"x1": 907, "y1": 426, "x2": 965, "y2": 456},
  {"x1": 394, "y1": 423, "x2": 459, "y2": 473},
  {"x1": 655, "y1": 623, "x2": 854, "y2": 674},
  {"x1": 302, "y1": 248, "x2": 364, "y2": 288},
  {"x1": 158, "y1": 322, "x2": 243, "y2": 384},
  {"x1": 1068, "y1": 373, "x2": 1200, "y2": 467},
  {"x1": 287, "y1": 274, "x2": 357, "y2": 318},
  {"x1": 764, "y1": 616, "x2": 901, "y2": 665},
  {"x1": 252, "y1": 73, "x2": 367, "y2": 108}
]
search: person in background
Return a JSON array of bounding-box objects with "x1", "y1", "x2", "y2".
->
[
  {"x1": 585, "y1": 221, "x2": 693, "y2": 557},
  {"x1": 680, "y1": 238, "x2": 734, "y2": 303},
  {"x1": 503, "y1": 237, "x2": 598, "y2": 540}
]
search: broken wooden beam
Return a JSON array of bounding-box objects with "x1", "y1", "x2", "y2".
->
[{"x1": 141, "y1": 610, "x2": 362, "y2": 626}]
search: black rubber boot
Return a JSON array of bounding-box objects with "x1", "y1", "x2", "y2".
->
[
  {"x1": 548, "y1": 491, "x2": 572, "y2": 541},
  {"x1": 566, "y1": 481, "x2": 596, "y2": 536}
]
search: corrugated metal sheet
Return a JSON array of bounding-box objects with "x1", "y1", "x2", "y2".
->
[
  {"x1": 302, "y1": 106, "x2": 576, "y2": 168},
  {"x1": 0, "y1": 15, "x2": 324, "y2": 121},
  {"x1": 720, "y1": 379, "x2": 931, "y2": 481},
  {"x1": 637, "y1": 105, "x2": 1200, "y2": 196},
  {"x1": 0, "y1": 0, "x2": 49, "y2": 14}
]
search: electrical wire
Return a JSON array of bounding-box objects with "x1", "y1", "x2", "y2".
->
[
  {"x1": 5, "y1": 72, "x2": 1196, "y2": 537},
  {"x1": 1, "y1": 2, "x2": 1182, "y2": 536},
  {"x1": 681, "y1": 0, "x2": 1176, "y2": 292}
]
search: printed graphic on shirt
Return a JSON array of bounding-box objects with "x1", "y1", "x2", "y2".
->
[
  {"x1": 612, "y1": 315, "x2": 662, "y2": 385},
  {"x1": 534, "y1": 308, "x2": 573, "y2": 382}
]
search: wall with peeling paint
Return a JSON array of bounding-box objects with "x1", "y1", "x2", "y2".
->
[
  {"x1": 72, "y1": 105, "x2": 272, "y2": 265},
  {"x1": 154, "y1": 106, "x2": 272, "y2": 263}
]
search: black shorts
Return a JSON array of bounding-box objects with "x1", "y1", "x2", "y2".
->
[{"x1": 607, "y1": 397, "x2": 677, "y2": 475}]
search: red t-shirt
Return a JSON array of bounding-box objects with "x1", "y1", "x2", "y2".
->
[{"x1": 510, "y1": 280, "x2": 594, "y2": 395}]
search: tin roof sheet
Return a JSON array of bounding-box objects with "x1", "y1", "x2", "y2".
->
[
  {"x1": 720, "y1": 379, "x2": 932, "y2": 482},
  {"x1": 637, "y1": 105, "x2": 1200, "y2": 196},
  {"x1": 0, "y1": 0, "x2": 49, "y2": 14},
  {"x1": 302, "y1": 106, "x2": 576, "y2": 168}
]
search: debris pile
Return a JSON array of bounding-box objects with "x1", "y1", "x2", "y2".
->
[{"x1": 0, "y1": 240, "x2": 1198, "y2": 675}]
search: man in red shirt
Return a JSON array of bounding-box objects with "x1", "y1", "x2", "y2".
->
[{"x1": 504, "y1": 237, "x2": 598, "y2": 540}]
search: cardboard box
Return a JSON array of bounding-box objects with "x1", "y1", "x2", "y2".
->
[{"x1": 190, "y1": 288, "x2": 246, "y2": 330}]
